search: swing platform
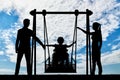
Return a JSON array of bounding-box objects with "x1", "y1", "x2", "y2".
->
[{"x1": 45, "y1": 63, "x2": 76, "y2": 73}]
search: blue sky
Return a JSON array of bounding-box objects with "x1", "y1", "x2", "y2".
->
[{"x1": 0, "y1": 0, "x2": 120, "y2": 75}]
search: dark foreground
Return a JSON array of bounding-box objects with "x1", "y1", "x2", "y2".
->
[{"x1": 0, "y1": 75, "x2": 120, "y2": 80}]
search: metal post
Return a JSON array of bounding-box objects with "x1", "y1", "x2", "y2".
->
[
  {"x1": 74, "y1": 10, "x2": 78, "y2": 72},
  {"x1": 86, "y1": 11, "x2": 89, "y2": 75},
  {"x1": 86, "y1": 9, "x2": 93, "y2": 75},
  {"x1": 30, "y1": 9, "x2": 37, "y2": 75},
  {"x1": 42, "y1": 10, "x2": 47, "y2": 72}
]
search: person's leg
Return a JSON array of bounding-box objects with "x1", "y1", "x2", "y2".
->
[
  {"x1": 25, "y1": 52, "x2": 31, "y2": 75},
  {"x1": 60, "y1": 54, "x2": 64, "y2": 66},
  {"x1": 52, "y1": 53, "x2": 58, "y2": 67},
  {"x1": 65, "y1": 53, "x2": 69, "y2": 66},
  {"x1": 97, "y1": 61, "x2": 102, "y2": 75},
  {"x1": 97, "y1": 56, "x2": 102, "y2": 75},
  {"x1": 15, "y1": 53, "x2": 23, "y2": 75},
  {"x1": 91, "y1": 59, "x2": 96, "y2": 75},
  {"x1": 91, "y1": 53, "x2": 97, "y2": 75}
]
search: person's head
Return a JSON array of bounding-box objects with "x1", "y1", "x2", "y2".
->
[
  {"x1": 92, "y1": 22, "x2": 101, "y2": 31},
  {"x1": 23, "y1": 18, "x2": 30, "y2": 28},
  {"x1": 57, "y1": 37, "x2": 64, "y2": 44}
]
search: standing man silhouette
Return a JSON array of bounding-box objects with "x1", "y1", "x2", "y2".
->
[
  {"x1": 15, "y1": 18, "x2": 44, "y2": 75},
  {"x1": 77, "y1": 22, "x2": 102, "y2": 75}
]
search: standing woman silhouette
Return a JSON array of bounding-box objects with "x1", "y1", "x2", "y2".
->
[{"x1": 77, "y1": 22, "x2": 102, "y2": 75}]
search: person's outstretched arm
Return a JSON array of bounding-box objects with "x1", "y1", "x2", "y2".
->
[
  {"x1": 67, "y1": 41, "x2": 76, "y2": 47},
  {"x1": 46, "y1": 44, "x2": 56, "y2": 47},
  {"x1": 77, "y1": 27, "x2": 93, "y2": 35},
  {"x1": 31, "y1": 30, "x2": 45, "y2": 49},
  {"x1": 35, "y1": 37, "x2": 45, "y2": 49}
]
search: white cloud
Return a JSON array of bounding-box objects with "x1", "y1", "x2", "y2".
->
[
  {"x1": 111, "y1": 43, "x2": 120, "y2": 50},
  {"x1": 114, "y1": 36, "x2": 120, "y2": 42},
  {"x1": 0, "y1": 68, "x2": 14, "y2": 74},
  {"x1": 0, "y1": 51, "x2": 4, "y2": 55},
  {"x1": 0, "y1": 68, "x2": 27, "y2": 75},
  {"x1": 102, "y1": 49, "x2": 120, "y2": 65}
]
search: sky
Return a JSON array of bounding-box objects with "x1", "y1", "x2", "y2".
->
[{"x1": 0, "y1": 0, "x2": 120, "y2": 75}]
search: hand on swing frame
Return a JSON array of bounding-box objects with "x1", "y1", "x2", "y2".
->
[{"x1": 74, "y1": 41, "x2": 76, "y2": 44}]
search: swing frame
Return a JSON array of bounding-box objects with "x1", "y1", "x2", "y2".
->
[{"x1": 30, "y1": 9, "x2": 93, "y2": 75}]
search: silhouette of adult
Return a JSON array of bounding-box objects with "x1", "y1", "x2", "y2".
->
[
  {"x1": 46, "y1": 37, "x2": 75, "y2": 67},
  {"x1": 77, "y1": 22, "x2": 102, "y2": 75},
  {"x1": 15, "y1": 18, "x2": 44, "y2": 75}
]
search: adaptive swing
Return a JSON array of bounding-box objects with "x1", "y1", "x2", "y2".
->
[
  {"x1": 30, "y1": 9, "x2": 93, "y2": 74},
  {"x1": 42, "y1": 10, "x2": 78, "y2": 73}
]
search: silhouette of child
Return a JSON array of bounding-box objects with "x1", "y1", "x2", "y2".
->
[{"x1": 46, "y1": 37, "x2": 76, "y2": 67}]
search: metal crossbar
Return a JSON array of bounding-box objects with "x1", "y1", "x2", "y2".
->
[
  {"x1": 36, "y1": 11, "x2": 86, "y2": 14},
  {"x1": 30, "y1": 9, "x2": 93, "y2": 15}
]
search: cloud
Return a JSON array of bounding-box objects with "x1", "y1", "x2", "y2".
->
[
  {"x1": 114, "y1": 36, "x2": 120, "y2": 42},
  {"x1": 111, "y1": 43, "x2": 120, "y2": 50},
  {"x1": 101, "y1": 49, "x2": 120, "y2": 65},
  {"x1": 0, "y1": 68, "x2": 27, "y2": 75},
  {"x1": 0, "y1": 68, "x2": 14, "y2": 74},
  {"x1": 0, "y1": 51, "x2": 4, "y2": 55}
]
